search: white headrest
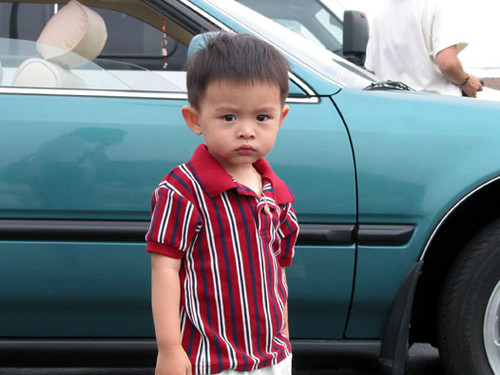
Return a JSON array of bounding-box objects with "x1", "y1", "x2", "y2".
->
[
  {"x1": 13, "y1": 58, "x2": 87, "y2": 88},
  {"x1": 36, "y1": 0, "x2": 107, "y2": 68}
]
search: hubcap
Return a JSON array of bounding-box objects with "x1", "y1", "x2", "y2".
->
[{"x1": 484, "y1": 280, "x2": 500, "y2": 374}]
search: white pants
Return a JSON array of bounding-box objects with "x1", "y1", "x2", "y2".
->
[{"x1": 216, "y1": 355, "x2": 292, "y2": 375}]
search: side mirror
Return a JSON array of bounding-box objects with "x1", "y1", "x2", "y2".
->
[{"x1": 342, "y1": 10, "x2": 369, "y2": 67}]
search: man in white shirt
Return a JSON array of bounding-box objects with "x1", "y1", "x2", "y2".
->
[{"x1": 365, "y1": 0, "x2": 483, "y2": 97}]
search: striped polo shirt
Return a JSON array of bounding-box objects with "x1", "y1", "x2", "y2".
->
[{"x1": 146, "y1": 144, "x2": 299, "y2": 375}]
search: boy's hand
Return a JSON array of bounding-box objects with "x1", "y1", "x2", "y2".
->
[
  {"x1": 151, "y1": 254, "x2": 190, "y2": 374},
  {"x1": 155, "y1": 344, "x2": 192, "y2": 375},
  {"x1": 281, "y1": 267, "x2": 290, "y2": 339}
]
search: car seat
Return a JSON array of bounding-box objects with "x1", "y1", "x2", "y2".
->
[{"x1": 12, "y1": 0, "x2": 107, "y2": 88}]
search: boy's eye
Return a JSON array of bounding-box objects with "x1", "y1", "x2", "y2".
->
[
  {"x1": 223, "y1": 114, "x2": 237, "y2": 121},
  {"x1": 256, "y1": 114, "x2": 268, "y2": 122}
]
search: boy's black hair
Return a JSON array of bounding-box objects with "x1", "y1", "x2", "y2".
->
[{"x1": 185, "y1": 32, "x2": 290, "y2": 109}]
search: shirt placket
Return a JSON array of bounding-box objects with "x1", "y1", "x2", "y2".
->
[{"x1": 257, "y1": 187, "x2": 277, "y2": 239}]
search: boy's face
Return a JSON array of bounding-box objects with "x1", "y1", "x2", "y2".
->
[{"x1": 182, "y1": 80, "x2": 289, "y2": 175}]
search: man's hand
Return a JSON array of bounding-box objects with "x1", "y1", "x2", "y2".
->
[
  {"x1": 436, "y1": 45, "x2": 483, "y2": 97},
  {"x1": 461, "y1": 74, "x2": 483, "y2": 98}
]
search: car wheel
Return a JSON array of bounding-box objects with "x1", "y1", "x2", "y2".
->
[{"x1": 438, "y1": 219, "x2": 500, "y2": 375}]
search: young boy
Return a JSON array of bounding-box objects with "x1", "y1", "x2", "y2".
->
[{"x1": 146, "y1": 32, "x2": 299, "y2": 375}]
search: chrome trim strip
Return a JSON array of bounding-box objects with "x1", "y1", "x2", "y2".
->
[
  {"x1": 0, "y1": 87, "x2": 188, "y2": 100},
  {"x1": 286, "y1": 94, "x2": 319, "y2": 104},
  {"x1": 0, "y1": 85, "x2": 318, "y2": 103},
  {"x1": 419, "y1": 175, "x2": 500, "y2": 260},
  {"x1": 288, "y1": 72, "x2": 319, "y2": 103}
]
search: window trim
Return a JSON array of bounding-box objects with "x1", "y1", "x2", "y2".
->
[{"x1": 0, "y1": 83, "x2": 318, "y2": 103}]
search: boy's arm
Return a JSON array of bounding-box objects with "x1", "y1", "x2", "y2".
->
[
  {"x1": 282, "y1": 266, "x2": 290, "y2": 339},
  {"x1": 151, "y1": 253, "x2": 192, "y2": 375}
]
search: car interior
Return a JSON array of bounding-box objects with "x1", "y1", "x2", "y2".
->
[
  {"x1": 0, "y1": 0, "x2": 219, "y2": 90},
  {"x1": 1, "y1": 0, "x2": 199, "y2": 68},
  {"x1": 12, "y1": 0, "x2": 107, "y2": 88}
]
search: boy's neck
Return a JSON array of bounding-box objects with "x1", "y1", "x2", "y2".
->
[
  {"x1": 207, "y1": 149, "x2": 263, "y2": 195},
  {"x1": 230, "y1": 165, "x2": 262, "y2": 196}
]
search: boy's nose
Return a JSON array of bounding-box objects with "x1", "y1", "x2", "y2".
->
[{"x1": 237, "y1": 122, "x2": 256, "y2": 139}]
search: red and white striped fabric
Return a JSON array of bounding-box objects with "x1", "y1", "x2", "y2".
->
[{"x1": 146, "y1": 144, "x2": 299, "y2": 375}]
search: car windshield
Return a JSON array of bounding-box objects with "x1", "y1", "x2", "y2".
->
[
  {"x1": 207, "y1": 0, "x2": 375, "y2": 89},
  {"x1": 235, "y1": 0, "x2": 344, "y2": 55}
]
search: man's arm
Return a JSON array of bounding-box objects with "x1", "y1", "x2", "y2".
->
[
  {"x1": 151, "y1": 253, "x2": 192, "y2": 375},
  {"x1": 436, "y1": 45, "x2": 483, "y2": 97}
]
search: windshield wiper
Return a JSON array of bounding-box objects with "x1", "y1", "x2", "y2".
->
[{"x1": 364, "y1": 80, "x2": 414, "y2": 91}]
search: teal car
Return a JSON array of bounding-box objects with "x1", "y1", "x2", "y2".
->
[{"x1": 0, "y1": 1, "x2": 499, "y2": 374}]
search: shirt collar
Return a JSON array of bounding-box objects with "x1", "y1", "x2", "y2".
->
[{"x1": 189, "y1": 144, "x2": 295, "y2": 204}]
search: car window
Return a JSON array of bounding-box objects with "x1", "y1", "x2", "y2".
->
[
  {"x1": 0, "y1": 3, "x2": 53, "y2": 40},
  {"x1": 314, "y1": 8, "x2": 343, "y2": 51},
  {"x1": 236, "y1": 0, "x2": 343, "y2": 55},
  {"x1": 0, "y1": 2, "x2": 188, "y2": 72},
  {"x1": 95, "y1": 7, "x2": 188, "y2": 72},
  {"x1": 273, "y1": 19, "x2": 324, "y2": 47},
  {"x1": 0, "y1": 1, "x2": 191, "y2": 92},
  {"x1": 0, "y1": 1, "x2": 310, "y2": 98},
  {"x1": 0, "y1": 37, "x2": 187, "y2": 92}
]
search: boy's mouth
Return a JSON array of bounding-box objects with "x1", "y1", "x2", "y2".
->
[{"x1": 236, "y1": 145, "x2": 256, "y2": 155}]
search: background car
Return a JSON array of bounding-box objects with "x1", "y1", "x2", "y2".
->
[
  {"x1": 234, "y1": 0, "x2": 369, "y2": 66},
  {"x1": 0, "y1": 1, "x2": 499, "y2": 375}
]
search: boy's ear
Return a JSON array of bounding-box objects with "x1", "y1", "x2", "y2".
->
[
  {"x1": 278, "y1": 105, "x2": 290, "y2": 128},
  {"x1": 182, "y1": 105, "x2": 202, "y2": 135}
]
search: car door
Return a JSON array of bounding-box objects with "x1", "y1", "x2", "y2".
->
[{"x1": 0, "y1": 0, "x2": 356, "y2": 340}]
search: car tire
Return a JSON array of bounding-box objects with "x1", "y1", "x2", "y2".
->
[{"x1": 438, "y1": 218, "x2": 500, "y2": 375}]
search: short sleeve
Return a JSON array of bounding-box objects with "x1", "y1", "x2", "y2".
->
[
  {"x1": 431, "y1": 0, "x2": 468, "y2": 58},
  {"x1": 277, "y1": 203, "x2": 299, "y2": 267},
  {"x1": 145, "y1": 185, "x2": 202, "y2": 259}
]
